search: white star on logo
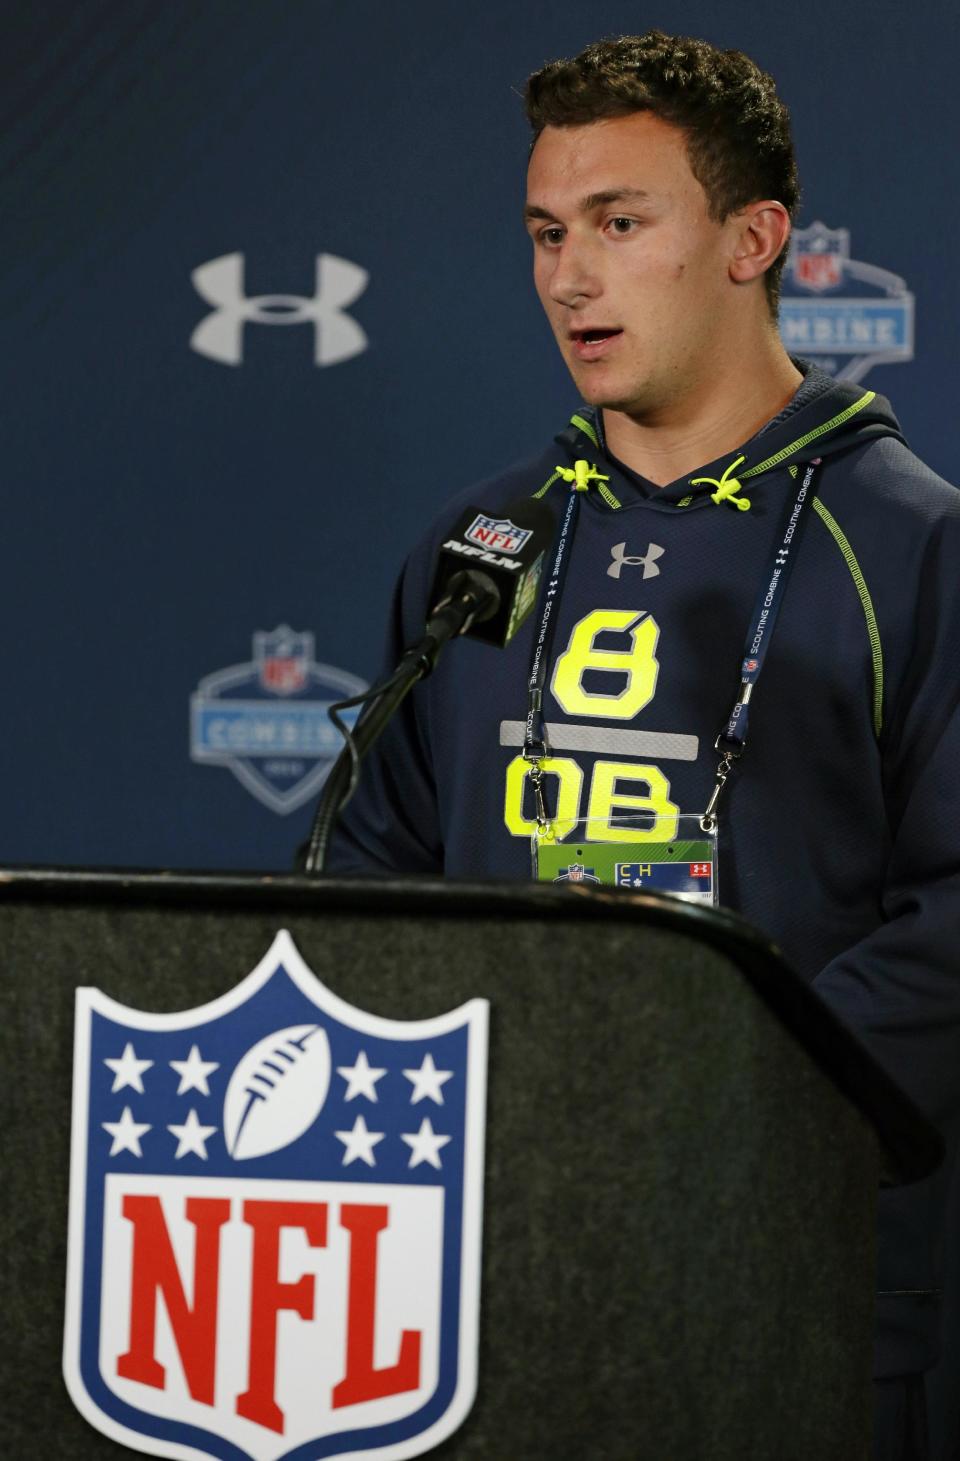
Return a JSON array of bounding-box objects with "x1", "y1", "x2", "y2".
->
[
  {"x1": 104, "y1": 1042, "x2": 154, "y2": 1094},
  {"x1": 334, "y1": 1115, "x2": 385, "y2": 1167},
  {"x1": 167, "y1": 1108, "x2": 218, "y2": 1160},
  {"x1": 403, "y1": 1052, "x2": 453, "y2": 1105},
  {"x1": 401, "y1": 1117, "x2": 452, "y2": 1170},
  {"x1": 102, "y1": 1106, "x2": 151, "y2": 1157},
  {"x1": 336, "y1": 1049, "x2": 387, "y2": 1102},
  {"x1": 169, "y1": 1044, "x2": 220, "y2": 1096}
]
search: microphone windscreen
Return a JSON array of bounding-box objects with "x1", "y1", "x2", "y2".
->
[{"x1": 429, "y1": 498, "x2": 555, "y2": 648}]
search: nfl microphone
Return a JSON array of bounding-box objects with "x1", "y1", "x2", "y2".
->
[
  {"x1": 427, "y1": 497, "x2": 554, "y2": 649},
  {"x1": 302, "y1": 496, "x2": 555, "y2": 873}
]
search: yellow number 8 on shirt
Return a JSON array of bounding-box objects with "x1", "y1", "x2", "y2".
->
[
  {"x1": 502, "y1": 609, "x2": 678, "y2": 842},
  {"x1": 551, "y1": 609, "x2": 660, "y2": 718}
]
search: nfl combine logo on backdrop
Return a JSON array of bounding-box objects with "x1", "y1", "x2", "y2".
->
[
  {"x1": 63, "y1": 931, "x2": 488, "y2": 1461},
  {"x1": 190, "y1": 627, "x2": 367, "y2": 815},
  {"x1": 779, "y1": 221, "x2": 914, "y2": 384}
]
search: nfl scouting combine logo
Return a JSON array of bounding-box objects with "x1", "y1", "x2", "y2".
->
[
  {"x1": 190, "y1": 627, "x2": 367, "y2": 815},
  {"x1": 779, "y1": 221, "x2": 914, "y2": 383},
  {"x1": 63, "y1": 931, "x2": 488, "y2": 1461}
]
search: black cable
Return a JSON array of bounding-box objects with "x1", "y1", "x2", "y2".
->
[
  {"x1": 303, "y1": 658, "x2": 427, "y2": 873},
  {"x1": 326, "y1": 656, "x2": 422, "y2": 810},
  {"x1": 301, "y1": 571, "x2": 498, "y2": 876}
]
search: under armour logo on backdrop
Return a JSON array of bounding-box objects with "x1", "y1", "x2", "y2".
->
[
  {"x1": 607, "y1": 542, "x2": 665, "y2": 580},
  {"x1": 190, "y1": 252, "x2": 369, "y2": 366}
]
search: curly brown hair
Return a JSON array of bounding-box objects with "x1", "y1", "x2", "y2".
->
[{"x1": 525, "y1": 32, "x2": 799, "y2": 311}]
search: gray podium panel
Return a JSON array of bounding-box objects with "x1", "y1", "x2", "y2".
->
[{"x1": 0, "y1": 872, "x2": 939, "y2": 1460}]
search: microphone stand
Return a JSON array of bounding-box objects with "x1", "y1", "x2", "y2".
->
[{"x1": 303, "y1": 571, "x2": 498, "y2": 874}]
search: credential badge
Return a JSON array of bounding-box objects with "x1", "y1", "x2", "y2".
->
[{"x1": 64, "y1": 930, "x2": 488, "y2": 1461}]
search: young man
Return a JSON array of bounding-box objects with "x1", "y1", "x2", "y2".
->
[{"x1": 330, "y1": 33, "x2": 960, "y2": 1459}]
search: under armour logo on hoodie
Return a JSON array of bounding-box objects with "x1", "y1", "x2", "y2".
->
[{"x1": 608, "y1": 542, "x2": 665, "y2": 580}]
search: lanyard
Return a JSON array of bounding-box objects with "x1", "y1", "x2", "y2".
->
[
  {"x1": 701, "y1": 457, "x2": 820, "y2": 831},
  {"x1": 523, "y1": 461, "x2": 606, "y2": 826}
]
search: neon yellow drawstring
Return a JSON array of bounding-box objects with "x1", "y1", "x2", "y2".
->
[
  {"x1": 691, "y1": 454, "x2": 751, "y2": 511},
  {"x1": 554, "y1": 459, "x2": 610, "y2": 492}
]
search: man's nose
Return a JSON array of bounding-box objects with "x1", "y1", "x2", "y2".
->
[{"x1": 547, "y1": 238, "x2": 601, "y2": 308}]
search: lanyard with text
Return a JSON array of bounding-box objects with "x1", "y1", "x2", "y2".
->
[
  {"x1": 701, "y1": 457, "x2": 820, "y2": 833},
  {"x1": 523, "y1": 461, "x2": 606, "y2": 827}
]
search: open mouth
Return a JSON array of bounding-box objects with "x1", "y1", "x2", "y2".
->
[
  {"x1": 571, "y1": 328, "x2": 622, "y2": 344},
  {"x1": 569, "y1": 327, "x2": 623, "y2": 360}
]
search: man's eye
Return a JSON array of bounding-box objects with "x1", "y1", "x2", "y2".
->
[
  {"x1": 609, "y1": 216, "x2": 636, "y2": 235},
  {"x1": 539, "y1": 227, "x2": 565, "y2": 246}
]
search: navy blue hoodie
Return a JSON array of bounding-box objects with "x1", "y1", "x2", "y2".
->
[{"x1": 331, "y1": 365, "x2": 960, "y2": 1378}]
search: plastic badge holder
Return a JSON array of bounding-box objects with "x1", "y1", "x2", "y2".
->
[{"x1": 533, "y1": 813, "x2": 717, "y2": 906}]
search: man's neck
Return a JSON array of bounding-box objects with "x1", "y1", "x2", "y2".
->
[{"x1": 601, "y1": 345, "x2": 804, "y2": 488}]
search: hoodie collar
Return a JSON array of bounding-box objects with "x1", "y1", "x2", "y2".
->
[{"x1": 555, "y1": 364, "x2": 905, "y2": 513}]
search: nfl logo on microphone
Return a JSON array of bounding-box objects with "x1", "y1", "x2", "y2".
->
[
  {"x1": 63, "y1": 932, "x2": 488, "y2": 1461},
  {"x1": 463, "y1": 515, "x2": 532, "y2": 555}
]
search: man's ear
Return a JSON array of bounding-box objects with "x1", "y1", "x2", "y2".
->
[{"x1": 728, "y1": 201, "x2": 792, "y2": 285}]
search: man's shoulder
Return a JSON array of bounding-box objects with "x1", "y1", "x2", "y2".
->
[
  {"x1": 840, "y1": 435, "x2": 960, "y2": 528},
  {"x1": 815, "y1": 436, "x2": 960, "y2": 635}
]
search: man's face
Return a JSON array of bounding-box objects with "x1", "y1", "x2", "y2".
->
[{"x1": 525, "y1": 112, "x2": 740, "y2": 419}]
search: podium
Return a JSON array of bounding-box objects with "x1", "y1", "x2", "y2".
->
[{"x1": 0, "y1": 867, "x2": 940, "y2": 1461}]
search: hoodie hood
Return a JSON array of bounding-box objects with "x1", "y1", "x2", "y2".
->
[{"x1": 555, "y1": 364, "x2": 906, "y2": 513}]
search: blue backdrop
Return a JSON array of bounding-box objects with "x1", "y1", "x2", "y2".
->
[{"x1": 3, "y1": 0, "x2": 957, "y2": 874}]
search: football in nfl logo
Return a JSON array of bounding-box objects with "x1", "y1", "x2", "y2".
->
[
  {"x1": 63, "y1": 931, "x2": 488, "y2": 1461},
  {"x1": 463, "y1": 515, "x2": 532, "y2": 555}
]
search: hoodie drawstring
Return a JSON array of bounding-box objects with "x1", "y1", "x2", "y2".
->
[
  {"x1": 554, "y1": 459, "x2": 610, "y2": 493},
  {"x1": 692, "y1": 454, "x2": 751, "y2": 511}
]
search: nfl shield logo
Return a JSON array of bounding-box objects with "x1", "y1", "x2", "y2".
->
[
  {"x1": 790, "y1": 222, "x2": 849, "y2": 293},
  {"x1": 463, "y1": 515, "x2": 532, "y2": 555},
  {"x1": 553, "y1": 865, "x2": 600, "y2": 885},
  {"x1": 257, "y1": 629, "x2": 310, "y2": 695},
  {"x1": 63, "y1": 931, "x2": 488, "y2": 1460}
]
